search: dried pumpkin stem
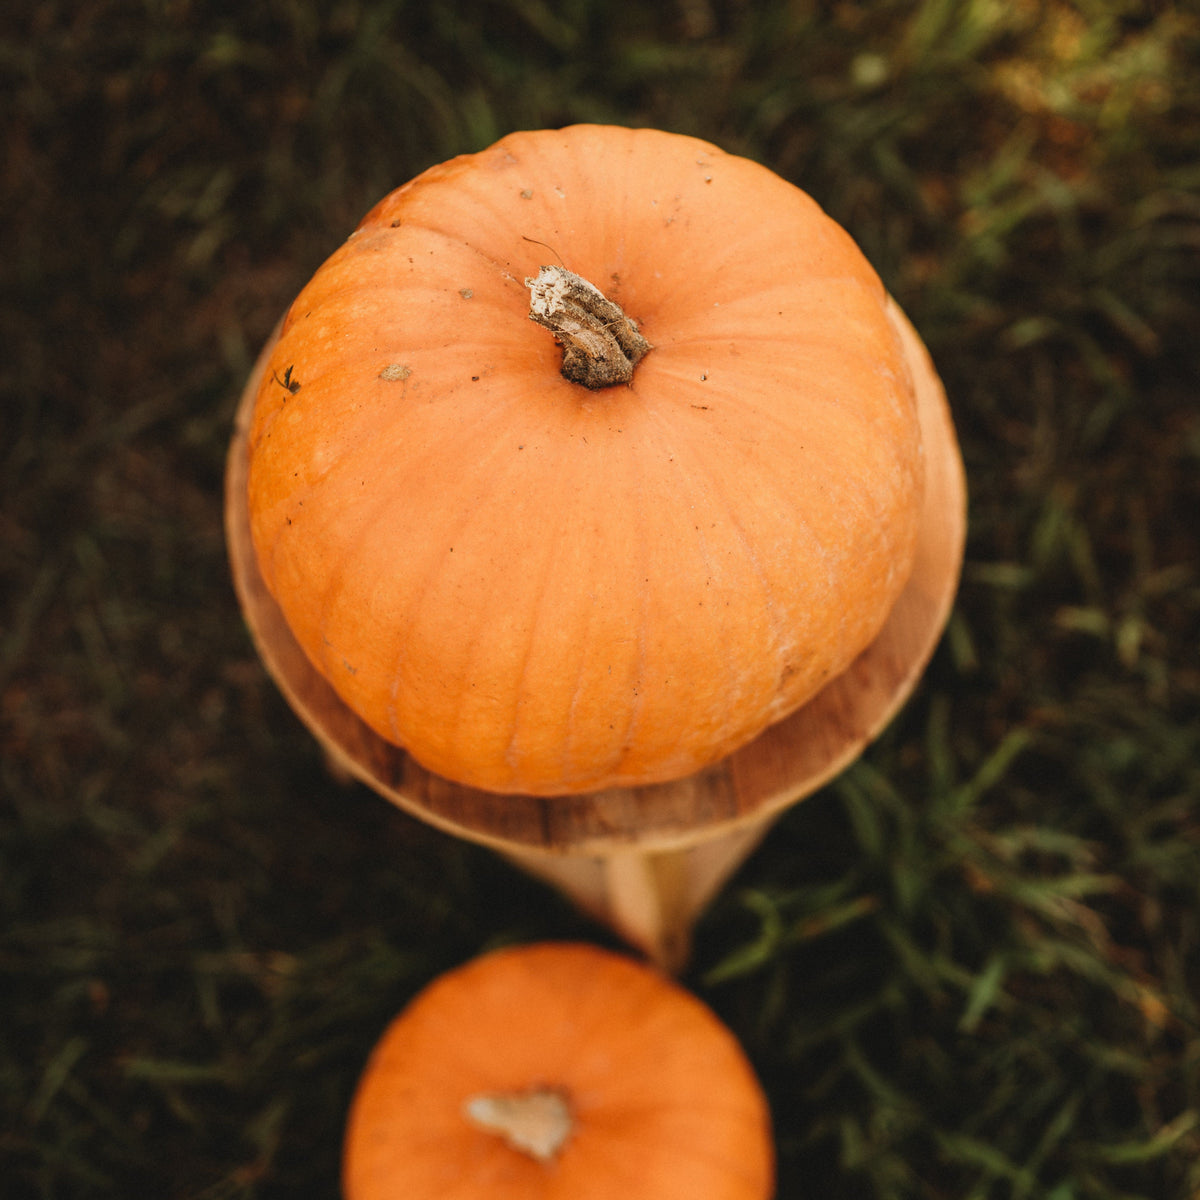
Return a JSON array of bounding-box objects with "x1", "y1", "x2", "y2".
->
[
  {"x1": 526, "y1": 264, "x2": 651, "y2": 389},
  {"x1": 463, "y1": 1087, "x2": 574, "y2": 1162}
]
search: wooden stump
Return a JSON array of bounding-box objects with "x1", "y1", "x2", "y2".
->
[{"x1": 225, "y1": 297, "x2": 966, "y2": 972}]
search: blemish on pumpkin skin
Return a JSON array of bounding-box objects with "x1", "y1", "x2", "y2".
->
[
  {"x1": 379, "y1": 364, "x2": 412, "y2": 382},
  {"x1": 273, "y1": 365, "x2": 301, "y2": 394}
]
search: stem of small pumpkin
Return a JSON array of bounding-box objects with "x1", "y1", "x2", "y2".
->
[
  {"x1": 463, "y1": 1087, "x2": 574, "y2": 1162},
  {"x1": 526, "y1": 265, "x2": 651, "y2": 389}
]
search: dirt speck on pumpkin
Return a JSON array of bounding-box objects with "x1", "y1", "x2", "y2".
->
[{"x1": 273, "y1": 365, "x2": 301, "y2": 393}]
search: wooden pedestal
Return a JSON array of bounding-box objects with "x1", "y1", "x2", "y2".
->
[{"x1": 225, "y1": 298, "x2": 966, "y2": 971}]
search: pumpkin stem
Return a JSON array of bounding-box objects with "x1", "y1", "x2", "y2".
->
[
  {"x1": 526, "y1": 265, "x2": 651, "y2": 389},
  {"x1": 464, "y1": 1087, "x2": 574, "y2": 1162}
]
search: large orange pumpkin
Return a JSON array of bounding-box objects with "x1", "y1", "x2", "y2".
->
[
  {"x1": 245, "y1": 125, "x2": 924, "y2": 795},
  {"x1": 342, "y1": 942, "x2": 774, "y2": 1200}
]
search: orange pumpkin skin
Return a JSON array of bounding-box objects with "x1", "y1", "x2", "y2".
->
[
  {"x1": 342, "y1": 942, "x2": 774, "y2": 1200},
  {"x1": 246, "y1": 125, "x2": 924, "y2": 795}
]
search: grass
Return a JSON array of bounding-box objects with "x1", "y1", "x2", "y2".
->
[{"x1": 2, "y1": 0, "x2": 1198, "y2": 1196}]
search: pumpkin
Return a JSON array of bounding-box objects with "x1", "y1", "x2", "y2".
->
[
  {"x1": 342, "y1": 942, "x2": 774, "y2": 1200},
  {"x1": 245, "y1": 124, "x2": 924, "y2": 795}
]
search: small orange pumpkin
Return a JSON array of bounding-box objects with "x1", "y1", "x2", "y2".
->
[
  {"x1": 245, "y1": 125, "x2": 924, "y2": 795},
  {"x1": 342, "y1": 942, "x2": 774, "y2": 1200}
]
